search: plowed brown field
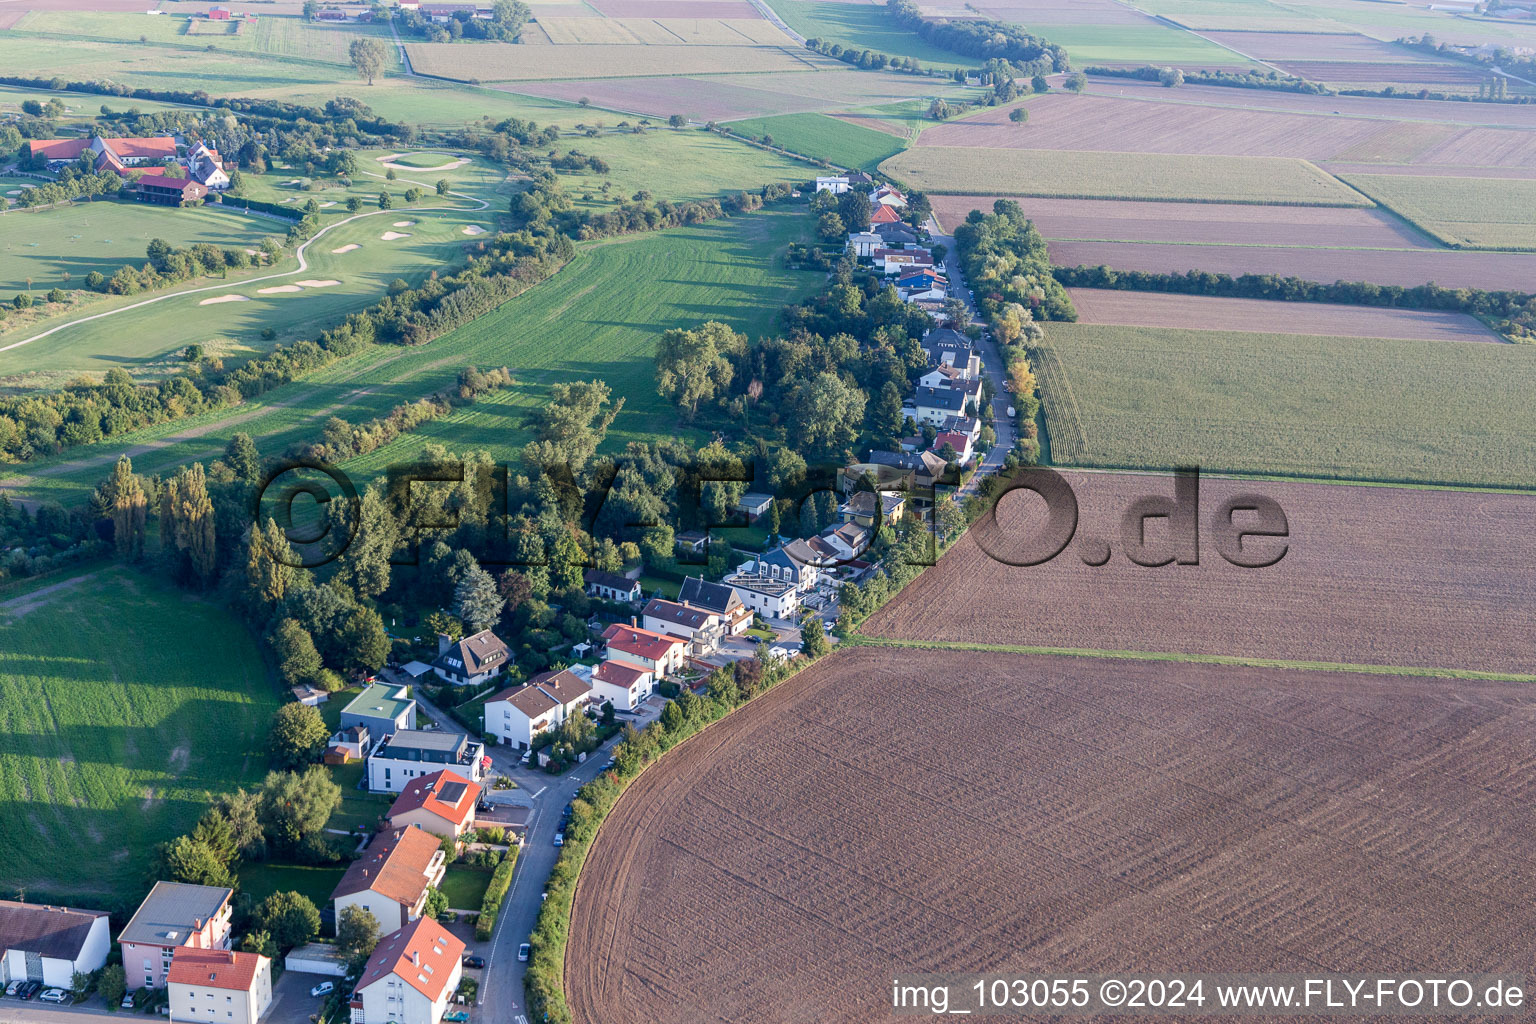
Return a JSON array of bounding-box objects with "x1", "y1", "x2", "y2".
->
[
  {"x1": 860, "y1": 473, "x2": 1536, "y2": 674},
  {"x1": 567, "y1": 646, "x2": 1536, "y2": 1024},
  {"x1": 1047, "y1": 239, "x2": 1536, "y2": 290}
]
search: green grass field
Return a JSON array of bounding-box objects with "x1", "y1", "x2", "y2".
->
[
  {"x1": 0, "y1": 202, "x2": 280, "y2": 297},
  {"x1": 1042, "y1": 22, "x2": 1258, "y2": 67},
  {"x1": 769, "y1": 0, "x2": 970, "y2": 69},
  {"x1": 727, "y1": 112, "x2": 905, "y2": 172},
  {"x1": 3, "y1": 207, "x2": 820, "y2": 507},
  {"x1": 238, "y1": 862, "x2": 348, "y2": 909},
  {"x1": 1034, "y1": 322, "x2": 1536, "y2": 488},
  {"x1": 326, "y1": 760, "x2": 392, "y2": 832},
  {"x1": 0, "y1": 566, "x2": 278, "y2": 902},
  {"x1": 1338, "y1": 173, "x2": 1536, "y2": 250},
  {"x1": 439, "y1": 864, "x2": 493, "y2": 910},
  {"x1": 881, "y1": 148, "x2": 1370, "y2": 206},
  {"x1": 388, "y1": 152, "x2": 459, "y2": 169}
]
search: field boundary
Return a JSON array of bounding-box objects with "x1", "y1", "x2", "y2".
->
[
  {"x1": 843, "y1": 633, "x2": 1536, "y2": 684},
  {"x1": 1336, "y1": 172, "x2": 1536, "y2": 252}
]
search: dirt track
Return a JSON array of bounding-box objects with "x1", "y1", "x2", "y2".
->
[{"x1": 567, "y1": 646, "x2": 1536, "y2": 1024}]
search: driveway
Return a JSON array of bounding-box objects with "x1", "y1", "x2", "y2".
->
[{"x1": 265, "y1": 971, "x2": 330, "y2": 1024}]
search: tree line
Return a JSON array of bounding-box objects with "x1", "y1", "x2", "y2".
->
[{"x1": 886, "y1": 0, "x2": 1068, "y2": 74}]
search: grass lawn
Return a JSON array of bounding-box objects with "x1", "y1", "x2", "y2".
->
[
  {"x1": 769, "y1": 0, "x2": 971, "y2": 69},
  {"x1": 0, "y1": 565, "x2": 277, "y2": 903},
  {"x1": 326, "y1": 759, "x2": 391, "y2": 832},
  {"x1": 548, "y1": 128, "x2": 816, "y2": 208},
  {"x1": 239, "y1": 862, "x2": 348, "y2": 910},
  {"x1": 389, "y1": 153, "x2": 458, "y2": 168},
  {"x1": 727, "y1": 113, "x2": 906, "y2": 172},
  {"x1": 438, "y1": 864, "x2": 493, "y2": 910},
  {"x1": 1042, "y1": 23, "x2": 1259, "y2": 68},
  {"x1": 1034, "y1": 321, "x2": 1536, "y2": 488},
  {"x1": 1337, "y1": 173, "x2": 1536, "y2": 251}
]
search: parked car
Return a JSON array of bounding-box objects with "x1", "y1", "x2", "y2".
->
[
  {"x1": 462, "y1": 956, "x2": 485, "y2": 969},
  {"x1": 5, "y1": 980, "x2": 22, "y2": 997},
  {"x1": 554, "y1": 832, "x2": 564, "y2": 847},
  {"x1": 122, "y1": 993, "x2": 137, "y2": 1009},
  {"x1": 517, "y1": 943, "x2": 531, "y2": 962},
  {"x1": 39, "y1": 989, "x2": 68, "y2": 1004},
  {"x1": 310, "y1": 982, "x2": 334, "y2": 998},
  {"x1": 443, "y1": 1012, "x2": 470, "y2": 1023},
  {"x1": 19, "y1": 981, "x2": 42, "y2": 1000}
]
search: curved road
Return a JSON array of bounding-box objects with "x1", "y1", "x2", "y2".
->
[{"x1": 0, "y1": 173, "x2": 488, "y2": 355}]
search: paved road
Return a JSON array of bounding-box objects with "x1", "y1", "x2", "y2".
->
[
  {"x1": 925, "y1": 217, "x2": 1014, "y2": 494},
  {"x1": 744, "y1": 0, "x2": 805, "y2": 43}
]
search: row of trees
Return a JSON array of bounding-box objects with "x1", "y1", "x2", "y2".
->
[
  {"x1": 954, "y1": 199, "x2": 1078, "y2": 323},
  {"x1": 295, "y1": 366, "x2": 514, "y2": 463},
  {"x1": 395, "y1": 0, "x2": 530, "y2": 42},
  {"x1": 886, "y1": 0, "x2": 1068, "y2": 74}
]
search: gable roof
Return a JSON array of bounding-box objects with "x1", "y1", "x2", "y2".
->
[
  {"x1": 120, "y1": 882, "x2": 232, "y2": 946},
  {"x1": 933, "y1": 431, "x2": 971, "y2": 454},
  {"x1": 488, "y1": 669, "x2": 592, "y2": 718},
  {"x1": 583, "y1": 568, "x2": 638, "y2": 593},
  {"x1": 922, "y1": 327, "x2": 972, "y2": 351},
  {"x1": 102, "y1": 136, "x2": 177, "y2": 160},
  {"x1": 487, "y1": 682, "x2": 560, "y2": 719},
  {"x1": 167, "y1": 948, "x2": 266, "y2": 992},
  {"x1": 642, "y1": 598, "x2": 717, "y2": 630},
  {"x1": 388, "y1": 769, "x2": 481, "y2": 827},
  {"x1": 28, "y1": 138, "x2": 91, "y2": 161},
  {"x1": 433, "y1": 629, "x2": 510, "y2": 677},
  {"x1": 869, "y1": 204, "x2": 901, "y2": 225},
  {"x1": 330, "y1": 828, "x2": 441, "y2": 907},
  {"x1": 356, "y1": 916, "x2": 464, "y2": 1004},
  {"x1": 677, "y1": 577, "x2": 743, "y2": 616},
  {"x1": 0, "y1": 901, "x2": 106, "y2": 961},
  {"x1": 874, "y1": 221, "x2": 917, "y2": 242},
  {"x1": 602, "y1": 624, "x2": 684, "y2": 661},
  {"x1": 593, "y1": 660, "x2": 649, "y2": 687},
  {"x1": 914, "y1": 386, "x2": 968, "y2": 412}
]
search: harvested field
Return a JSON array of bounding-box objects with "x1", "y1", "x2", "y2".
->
[
  {"x1": 1047, "y1": 238, "x2": 1536, "y2": 291},
  {"x1": 1273, "y1": 58, "x2": 1491, "y2": 88},
  {"x1": 1031, "y1": 323, "x2": 1536, "y2": 487},
  {"x1": 930, "y1": 195, "x2": 1436, "y2": 249},
  {"x1": 406, "y1": 42, "x2": 824, "y2": 80},
  {"x1": 880, "y1": 148, "x2": 1368, "y2": 205},
  {"x1": 1201, "y1": 30, "x2": 1442, "y2": 61},
  {"x1": 1339, "y1": 172, "x2": 1536, "y2": 249},
  {"x1": 585, "y1": 0, "x2": 761, "y2": 16},
  {"x1": 1066, "y1": 287, "x2": 1500, "y2": 341},
  {"x1": 536, "y1": 16, "x2": 791, "y2": 44},
  {"x1": 861, "y1": 473, "x2": 1536, "y2": 673},
  {"x1": 567, "y1": 645, "x2": 1536, "y2": 1024},
  {"x1": 973, "y1": 0, "x2": 1150, "y2": 24}
]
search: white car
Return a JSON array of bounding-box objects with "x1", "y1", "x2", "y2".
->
[
  {"x1": 5, "y1": 981, "x2": 22, "y2": 997},
  {"x1": 39, "y1": 989, "x2": 68, "y2": 1004},
  {"x1": 517, "y1": 943, "x2": 531, "y2": 962},
  {"x1": 122, "y1": 993, "x2": 136, "y2": 1008},
  {"x1": 310, "y1": 982, "x2": 334, "y2": 998}
]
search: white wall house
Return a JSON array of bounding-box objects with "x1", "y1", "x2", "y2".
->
[
  {"x1": 331, "y1": 828, "x2": 446, "y2": 936},
  {"x1": 589, "y1": 660, "x2": 654, "y2": 712},
  {"x1": 167, "y1": 948, "x2": 272, "y2": 1024},
  {"x1": 350, "y1": 917, "x2": 464, "y2": 1024},
  {"x1": 483, "y1": 670, "x2": 593, "y2": 752},
  {"x1": 814, "y1": 176, "x2": 849, "y2": 194},
  {"x1": 0, "y1": 902, "x2": 111, "y2": 989},
  {"x1": 602, "y1": 625, "x2": 686, "y2": 679},
  {"x1": 722, "y1": 572, "x2": 801, "y2": 620},
  {"x1": 366, "y1": 730, "x2": 486, "y2": 794}
]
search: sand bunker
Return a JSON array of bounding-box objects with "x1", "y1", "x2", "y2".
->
[
  {"x1": 295, "y1": 280, "x2": 341, "y2": 288},
  {"x1": 318, "y1": 201, "x2": 337, "y2": 208},
  {"x1": 257, "y1": 285, "x2": 303, "y2": 294},
  {"x1": 392, "y1": 221, "x2": 415, "y2": 227},
  {"x1": 331, "y1": 244, "x2": 361, "y2": 254},
  {"x1": 4, "y1": 190, "x2": 18, "y2": 196},
  {"x1": 199, "y1": 294, "x2": 249, "y2": 306},
  {"x1": 380, "y1": 231, "x2": 411, "y2": 241},
  {"x1": 462, "y1": 225, "x2": 487, "y2": 236}
]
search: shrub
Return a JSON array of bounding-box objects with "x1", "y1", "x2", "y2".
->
[{"x1": 474, "y1": 854, "x2": 517, "y2": 941}]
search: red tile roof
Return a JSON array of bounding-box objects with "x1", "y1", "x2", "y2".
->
[
  {"x1": 104, "y1": 136, "x2": 177, "y2": 160},
  {"x1": 356, "y1": 916, "x2": 464, "y2": 1003},
  {"x1": 602, "y1": 624, "x2": 683, "y2": 662},
  {"x1": 870, "y1": 204, "x2": 902, "y2": 225},
  {"x1": 593, "y1": 660, "x2": 648, "y2": 687},
  {"x1": 28, "y1": 139, "x2": 90, "y2": 161},
  {"x1": 932, "y1": 431, "x2": 969, "y2": 454},
  {"x1": 167, "y1": 947, "x2": 266, "y2": 992},
  {"x1": 330, "y1": 827, "x2": 441, "y2": 907},
  {"x1": 388, "y1": 769, "x2": 480, "y2": 829}
]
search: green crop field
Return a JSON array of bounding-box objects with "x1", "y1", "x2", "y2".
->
[
  {"x1": 881, "y1": 148, "x2": 1370, "y2": 206},
  {"x1": 0, "y1": 202, "x2": 280, "y2": 297},
  {"x1": 727, "y1": 113, "x2": 905, "y2": 172},
  {"x1": 1042, "y1": 23, "x2": 1258, "y2": 68},
  {"x1": 768, "y1": 0, "x2": 970, "y2": 68},
  {"x1": 1128, "y1": 0, "x2": 1328, "y2": 31},
  {"x1": 1034, "y1": 322, "x2": 1536, "y2": 488},
  {"x1": 1, "y1": 207, "x2": 820, "y2": 508},
  {"x1": 1338, "y1": 173, "x2": 1536, "y2": 250},
  {"x1": 0, "y1": 566, "x2": 278, "y2": 902},
  {"x1": 406, "y1": 41, "x2": 825, "y2": 81}
]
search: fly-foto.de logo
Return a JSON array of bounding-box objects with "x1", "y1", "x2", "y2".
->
[{"x1": 969, "y1": 467, "x2": 1291, "y2": 569}]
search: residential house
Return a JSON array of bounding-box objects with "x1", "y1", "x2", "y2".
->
[
  {"x1": 431, "y1": 629, "x2": 510, "y2": 686},
  {"x1": 167, "y1": 948, "x2": 272, "y2": 1024},
  {"x1": 932, "y1": 429, "x2": 975, "y2": 463},
  {"x1": 919, "y1": 363, "x2": 967, "y2": 389},
  {"x1": 735, "y1": 492, "x2": 774, "y2": 521},
  {"x1": 818, "y1": 521, "x2": 871, "y2": 560},
  {"x1": 187, "y1": 142, "x2": 229, "y2": 189},
  {"x1": 839, "y1": 490, "x2": 906, "y2": 529},
  {"x1": 850, "y1": 450, "x2": 954, "y2": 493},
  {"x1": 119, "y1": 882, "x2": 233, "y2": 989},
  {"x1": 387, "y1": 769, "x2": 481, "y2": 840},
  {"x1": 367, "y1": 730, "x2": 486, "y2": 793},
  {"x1": 341, "y1": 683, "x2": 416, "y2": 748},
  {"x1": 752, "y1": 539, "x2": 824, "y2": 592},
  {"x1": 331, "y1": 828, "x2": 446, "y2": 935},
  {"x1": 678, "y1": 577, "x2": 752, "y2": 634},
  {"x1": 675, "y1": 529, "x2": 708, "y2": 556},
  {"x1": 869, "y1": 203, "x2": 902, "y2": 226},
  {"x1": 602, "y1": 624, "x2": 686, "y2": 679},
  {"x1": 873, "y1": 221, "x2": 918, "y2": 246},
  {"x1": 325, "y1": 725, "x2": 370, "y2": 764},
  {"x1": 814, "y1": 175, "x2": 850, "y2": 194},
  {"x1": 641, "y1": 598, "x2": 723, "y2": 650},
  {"x1": 206, "y1": 6, "x2": 232, "y2": 18},
  {"x1": 922, "y1": 329, "x2": 981, "y2": 376},
  {"x1": 721, "y1": 571, "x2": 801, "y2": 620},
  {"x1": 349, "y1": 916, "x2": 463, "y2": 1024},
  {"x1": 846, "y1": 231, "x2": 882, "y2": 258},
  {"x1": 873, "y1": 248, "x2": 934, "y2": 275},
  {"x1": 912, "y1": 385, "x2": 972, "y2": 426},
  {"x1": 583, "y1": 568, "x2": 641, "y2": 603},
  {"x1": 483, "y1": 670, "x2": 594, "y2": 751},
  {"x1": 873, "y1": 183, "x2": 907, "y2": 207},
  {"x1": 0, "y1": 902, "x2": 110, "y2": 989},
  {"x1": 589, "y1": 660, "x2": 654, "y2": 712},
  {"x1": 898, "y1": 269, "x2": 947, "y2": 302}
]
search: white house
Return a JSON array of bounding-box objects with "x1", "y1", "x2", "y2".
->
[
  {"x1": 919, "y1": 363, "x2": 968, "y2": 389},
  {"x1": 873, "y1": 183, "x2": 907, "y2": 207},
  {"x1": 167, "y1": 948, "x2": 271, "y2": 1024},
  {"x1": 678, "y1": 577, "x2": 752, "y2": 634},
  {"x1": 722, "y1": 572, "x2": 801, "y2": 620},
  {"x1": 483, "y1": 670, "x2": 593, "y2": 752},
  {"x1": 187, "y1": 142, "x2": 230, "y2": 190},
  {"x1": 818, "y1": 521, "x2": 872, "y2": 560},
  {"x1": 814, "y1": 175, "x2": 849, "y2": 194},
  {"x1": 932, "y1": 429, "x2": 975, "y2": 463},
  {"x1": 912, "y1": 385, "x2": 976, "y2": 426},
  {"x1": 589, "y1": 659, "x2": 654, "y2": 711},
  {"x1": 367, "y1": 730, "x2": 486, "y2": 794},
  {"x1": 583, "y1": 568, "x2": 641, "y2": 603},
  {"x1": 0, "y1": 902, "x2": 110, "y2": 989},
  {"x1": 602, "y1": 624, "x2": 687, "y2": 678},
  {"x1": 331, "y1": 828, "x2": 446, "y2": 935},
  {"x1": 430, "y1": 630, "x2": 510, "y2": 686},
  {"x1": 873, "y1": 248, "x2": 934, "y2": 276},
  {"x1": 751, "y1": 540, "x2": 824, "y2": 592},
  {"x1": 846, "y1": 231, "x2": 882, "y2": 258},
  {"x1": 641, "y1": 598, "x2": 723, "y2": 650},
  {"x1": 349, "y1": 916, "x2": 463, "y2": 1024}
]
